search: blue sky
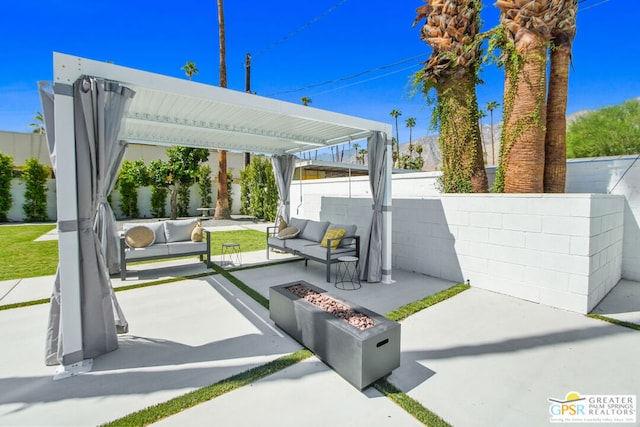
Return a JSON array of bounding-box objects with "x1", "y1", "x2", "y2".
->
[{"x1": 1, "y1": 0, "x2": 637, "y2": 144}]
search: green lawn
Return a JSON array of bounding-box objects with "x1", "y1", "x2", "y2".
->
[
  {"x1": 0, "y1": 224, "x2": 58, "y2": 281},
  {"x1": 0, "y1": 225, "x2": 267, "y2": 282}
]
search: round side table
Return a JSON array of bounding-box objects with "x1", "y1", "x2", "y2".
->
[{"x1": 335, "y1": 256, "x2": 361, "y2": 290}]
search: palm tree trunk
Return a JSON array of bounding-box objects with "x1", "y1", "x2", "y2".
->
[
  {"x1": 215, "y1": 0, "x2": 231, "y2": 218},
  {"x1": 544, "y1": 43, "x2": 570, "y2": 193},
  {"x1": 501, "y1": 32, "x2": 547, "y2": 193},
  {"x1": 438, "y1": 75, "x2": 488, "y2": 193},
  {"x1": 214, "y1": 150, "x2": 230, "y2": 219}
]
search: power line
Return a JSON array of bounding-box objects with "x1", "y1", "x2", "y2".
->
[
  {"x1": 253, "y1": 0, "x2": 349, "y2": 59},
  {"x1": 578, "y1": 0, "x2": 611, "y2": 12},
  {"x1": 266, "y1": 54, "x2": 428, "y2": 96}
]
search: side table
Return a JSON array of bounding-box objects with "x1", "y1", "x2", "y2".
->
[
  {"x1": 335, "y1": 256, "x2": 361, "y2": 290},
  {"x1": 221, "y1": 242, "x2": 242, "y2": 267}
]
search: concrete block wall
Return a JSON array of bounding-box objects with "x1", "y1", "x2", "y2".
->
[{"x1": 391, "y1": 194, "x2": 624, "y2": 314}]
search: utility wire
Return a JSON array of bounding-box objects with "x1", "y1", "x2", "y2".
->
[
  {"x1": 266, "y1": 54, "x2": 428, "y2": 96},
  {"x1": 253, "y1": 0, "x2": 349, "y2": 59}
]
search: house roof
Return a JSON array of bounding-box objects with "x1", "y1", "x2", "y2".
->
[{"x1": 52, "y1": 53, "x2": 391, "y2": 155}]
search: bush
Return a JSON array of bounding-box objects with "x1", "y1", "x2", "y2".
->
[
  {"x1": 240, "y1": 157, "x2": 278, "y2": 221},
  {"x1": 117, "y1": 160, "x2": 146, "y2": 218},
  {"x1": 227, "y1": 169, "x2": 234, "y2": 213},
  {"x1": 177, "y1": 184, "x2": 190, "y2": 217},
  {"x1": 197, "y1": 164, "x2": 213, "y2": 209},
  {"x1": 567, "y1": 99, "x2": 640, "y2": 158},
  {"x1": 0, "y1": 153, "x2": 14, "y2": 222},
  {"x1": 150, "y1": 187, "x2": 167, "y2": 218},
  {"x1": 22, "y1": 158, "x2": 50, "y2": 222}
]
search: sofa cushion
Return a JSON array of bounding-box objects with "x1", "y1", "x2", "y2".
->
[
  {"x1": 267, "y1": 236, "x2": 288, "y2": 249},
  {"x1": 124, "y1": 226, "x2": 155, "y2": 248},
  {"x1": 299, "y1": 220, "x2": 330, "y2": 242},
  {"x1": 124, "y1": 244, "x2": 170, "y2": 260},
  {"x1": 284, "y1": 238, "x2": 317, "y2": 253},
  {"x1": 320, "y1": 227, "x2": 346, "y2": 250},
  {"x1": 303, "y1": 244, "x2": 355, "y2": 260},
  {"x1": 123, "y1": 221, "x2": 166, "y2": 244},
  {"x1": 277, "y1": 226, "x2": 300, "y2": 239},
  {"x1": 164, "y1": 218, "x2": 198, "y2": 243},
  {"x1": 167, "y1": 241, "x2": 207, "y2": 255},
  {"x1": 288, "y1": 218, "x2": 309, "y2": 235},
  {"x1": 331, "y1": 223, "x2": 357, "y2": 247}
]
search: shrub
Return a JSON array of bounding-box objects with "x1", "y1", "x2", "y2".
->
[
  {"x1": 0, "y1": 153, "x2": 14, "y2": 222},
  {"x1": 22, "y1": 158, "x2": 50, "y2": 222},
  {"x1": 177, "y1": 184, "x2": 191, "y2": 217},
  {"x1": 117, "y1": 160, "x2": 146, "y2": 218},
  {"x1": 150, "y1": 187, "x2": 167, "y2": 218},
  {"x1": 227, "y1": 169, "x2": 234, "y2": 213},
  {"x1": 197, "y1": 164, "x2": 213, "y2": 209},
  {"x1": 240, "y1": 157, "x2": 278, "y2": 221}
]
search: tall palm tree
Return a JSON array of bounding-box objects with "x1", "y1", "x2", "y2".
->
[
  {"x1": 389, "y1": 109, "x2": 402, "y2": 165},
  {"x1": 486, "y1": 101, "x2": 499, "y2": 165},
  {"x1": 181, "y1": 61, "x2": 199, "y2": 80},
  {"x1": 414, "y1": 0, "x2": 488, "y2": 193},
  {"x1": 478, "y1": 110, "x2": 488, "y2": 164},
  {"x1": 29, "y1": 111, "x2": 45, "y2": 134},
  {"x1": 301, "y1": 96, "x2": 312, "y2": 106},
  {"x1": 214, "y1": 0, "x2": 231, "y2": 219},
  {"x1": 544, "y1": 0, "x2": 577, "y2": 193},
  {"x1": 494, "y1": 0, "x2": 562, "y2": 193},
  {"x1": 405, "y1": 117, "x2": 416, "y2": 159}
]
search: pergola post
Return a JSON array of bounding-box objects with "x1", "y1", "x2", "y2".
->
[
  {"x1": 52, "y1": 83, "x2": 90, "y2": 375},
  {"x1": 382, "y1": 135, "x2": 393, "y2": 284}
]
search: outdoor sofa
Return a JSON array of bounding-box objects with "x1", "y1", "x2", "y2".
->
[
  {"x1": 119, "y1": 218, "x2": 211, "y2": 280},
  {"x1": 266, "y1": 217, "x2": 360, "y2": 282}
]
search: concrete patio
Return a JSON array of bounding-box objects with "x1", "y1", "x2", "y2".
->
[{"x1": 1, "y1": 229, "x2": 639, "y2": 426}]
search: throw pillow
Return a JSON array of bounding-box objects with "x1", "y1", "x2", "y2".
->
[
  {"x1": 277, "y1": 226, "x2": 300, "y2": 239},
  {"x1": 300, "y1": 220, "x2": 330, "y2": 242},
  {"x1": 277, "y1": 215, "x2": 288, "y2": 232},
  {"x1": 124, "y1": 226, "x2": 155, "y2": 248},
  {"x1": 164, "y1": 218, "x2": 198, "y2": 242},
  {"x1": 320, "y1": 227, "x2": 346, "y2": 250},
  {"x1": 191, "y1": 220, "x2": 204, "y2": 242}
]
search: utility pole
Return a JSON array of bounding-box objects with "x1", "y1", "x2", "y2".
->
[{"x1": 244, "y1": 52, "x2": 251, "y2": 167}]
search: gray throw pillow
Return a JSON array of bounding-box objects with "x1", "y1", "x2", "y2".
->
[
  {"x1": 300, "y1": 220, "x2": 330, "y2": 242},
  {"x1": 288, "y1": 217, "x2": 309, "y2": 235},
  {"x1": 164, "y1": 218, "x2": 198, "y2": 242}
]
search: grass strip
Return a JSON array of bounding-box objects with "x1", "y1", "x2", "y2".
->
[
  {"x1": 385, "y1": 283, "x2": 470, "y2": 322},
  {"x1": 587, "y1": 314, "x2": 640, "y2": 331},
  {"x1": 0, "y1": 298, "x2": 50, "y2": 311},
  {"x1": 210, "y1": 263, "x2": 269, "y2": 309},
  {"x1": 0, "y1": 271, "x2": 218, "y2": 311},
  {"x1": 373, "y1": 378, "x2": 452, "y2": 427},
  {"x1": 102, "y1": 349, "x2": 313, "y2": 427}
]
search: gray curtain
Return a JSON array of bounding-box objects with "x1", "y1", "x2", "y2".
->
[
  {"x1": 359, "y1": 132, "x2": 387, "y2": 282},
  {"x1": 41, "y1": 78, "x2": 134, "y2": 365},
  {"x1": 271, "y1": 154, "x2": 297, "y2": 223}
]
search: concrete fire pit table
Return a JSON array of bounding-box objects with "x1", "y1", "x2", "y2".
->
[{"x1": 269, "y1": 281, "x2": 401, "y2": 390}]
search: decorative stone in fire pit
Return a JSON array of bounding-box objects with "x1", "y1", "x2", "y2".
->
[{"x1": 269, "y1": 281, "x2": 401, "y2": 390}]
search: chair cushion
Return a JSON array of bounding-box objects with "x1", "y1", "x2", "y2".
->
[
  {"x1": 164, "y1": 218, "x2": 198, "y2": 242},
  {"x1": 330, "y1": 223, "x2": 357, "y2": 247},
  {"x1": 299, "y1": 220, "x2": 330, "y2": 242},
  {"x1": 123, "y1": 221, "x2": 166, "y2": 244},
  {"x1": 124, "y1": 226, "x2": 155, "y2": 248},
  {"x1": 277, "y1": 226, "x2": 300, "y2": 239},
  {"x1": 320, "y1": 227, "x2": 346, "y2": 250},
  {"x1": 288, "y1": 218, "x2": 309, "y2": 235}
]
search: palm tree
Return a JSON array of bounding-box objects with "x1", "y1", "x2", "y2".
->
[
  {"x1": 301, "y1": 96, "x2": 312, "y2": 106},
  {"x1": 414, "y1": 0, "x2": 488, "y2": 193},
  {"x1": 353, "y1": 143, "x2": 360, "y2": 162},
  {"x1": 181, "y1": 61, "x2": 199, "y2": 80},
  {"x1": 389, "y1": 109, "x2": 402, "y2": 165},
  {"x1": 405, "y1": 117, "x2": 416, "y2": 159},
  {"x1": 544, "y1": 0, "x2": 577, "y2": 193},
  {"x1": 29, "y1": 111, "x2": 45, "y2": 134},
  {"x1": 494, "y1": 0, "x2": 562, "y2": 193},
  {"x1": 478, "y1": 110, "x2": 488, "y2": 164},
  {"x1": 214, "y1": 0, "x2": 231, "y2": 219},
  {"x1": 486, "y1": 101, "x2": 500, "y2": 165}
]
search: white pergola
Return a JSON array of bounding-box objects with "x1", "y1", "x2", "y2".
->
[{"x1": 47, "y1": 52, "x2": 393, "y2": 376}]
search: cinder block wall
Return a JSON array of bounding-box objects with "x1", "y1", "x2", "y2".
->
[{"x1": 387, "y1": 194, "x2": 624, "y2": 314}]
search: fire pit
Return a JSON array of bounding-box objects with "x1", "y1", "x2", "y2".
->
[{"x1": 269, "y1": 281, "x2": 401, "y2": 390}]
